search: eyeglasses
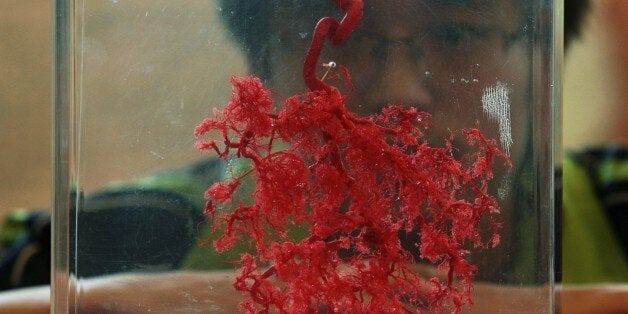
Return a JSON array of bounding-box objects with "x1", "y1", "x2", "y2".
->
[{"x1": 333, "y1": 24, "x2": 525, "y2": 65}]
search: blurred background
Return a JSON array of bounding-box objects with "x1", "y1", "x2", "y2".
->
[{"x1": 0, "y1": 0, "x2": 627, "y2": 219}]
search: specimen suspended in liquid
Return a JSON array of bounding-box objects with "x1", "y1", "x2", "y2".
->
[{"x1": 194, "y1": 0, "x2": 510, "y2": 312}]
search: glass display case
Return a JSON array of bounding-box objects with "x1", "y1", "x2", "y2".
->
[{"x1": 53, "y1": 0, "x2": 561, "y2": 312}]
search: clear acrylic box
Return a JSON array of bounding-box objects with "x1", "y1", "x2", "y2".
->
[{"x1": 53, "y1": 0, "x2": 561, "y2": 312}]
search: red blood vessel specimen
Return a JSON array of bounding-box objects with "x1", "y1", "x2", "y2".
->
[{"x1": 194, "y1": 0, "x2": 510, "y2": 313}]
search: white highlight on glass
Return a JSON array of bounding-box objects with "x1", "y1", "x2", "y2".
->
[{"x1": 482, "y1": 81, "x2": 513, "y2": 156}]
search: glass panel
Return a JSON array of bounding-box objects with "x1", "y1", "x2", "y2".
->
[{"x1": 54, "y1": 0, "x2": 558, "y2": 312}]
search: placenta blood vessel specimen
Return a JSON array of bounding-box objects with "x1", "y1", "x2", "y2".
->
[{"x1": 194, "y1": 0, "x2": 510, "y2": 312}]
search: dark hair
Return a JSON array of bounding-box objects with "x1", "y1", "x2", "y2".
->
[
  {"x1": 219, "y1": 0, "x2": 591, "y2": 48},
  {"x1": 217, "y1": 1, "x2": 337, "y2": 79},
  {"x1": 565, "y1": 0, "x2": 591, "y2": 48}
]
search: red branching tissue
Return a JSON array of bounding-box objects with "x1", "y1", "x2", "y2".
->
[{"x1": 194, "y1": 1, "x2": 510, "y2": 313}]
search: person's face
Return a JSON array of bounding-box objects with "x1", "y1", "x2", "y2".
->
[{"x1": 266, "y1": 0, "x2": 529, "y2": 165}]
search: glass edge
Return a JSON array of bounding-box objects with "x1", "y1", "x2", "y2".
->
[
  {"x1": 551, "y1": 0, "x2": 564, "y2": 312},
  {"x1": 531, "y1": 0, "x2": 560, "y2": 311},
  {"x1": 52, "y1": 0, "x2": 74, "y2": 312}
]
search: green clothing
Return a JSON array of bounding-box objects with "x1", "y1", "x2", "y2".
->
[
  {"x1": 2, "y1": 149, "x2": 627, "y2": 290},
  {"x1": 562, "y1": 149, "x2": 628, "y2": 283}
]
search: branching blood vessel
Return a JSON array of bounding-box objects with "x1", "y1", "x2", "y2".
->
[{"x1": 194, "y1": 0, "x2": 510, "y2": 313}]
